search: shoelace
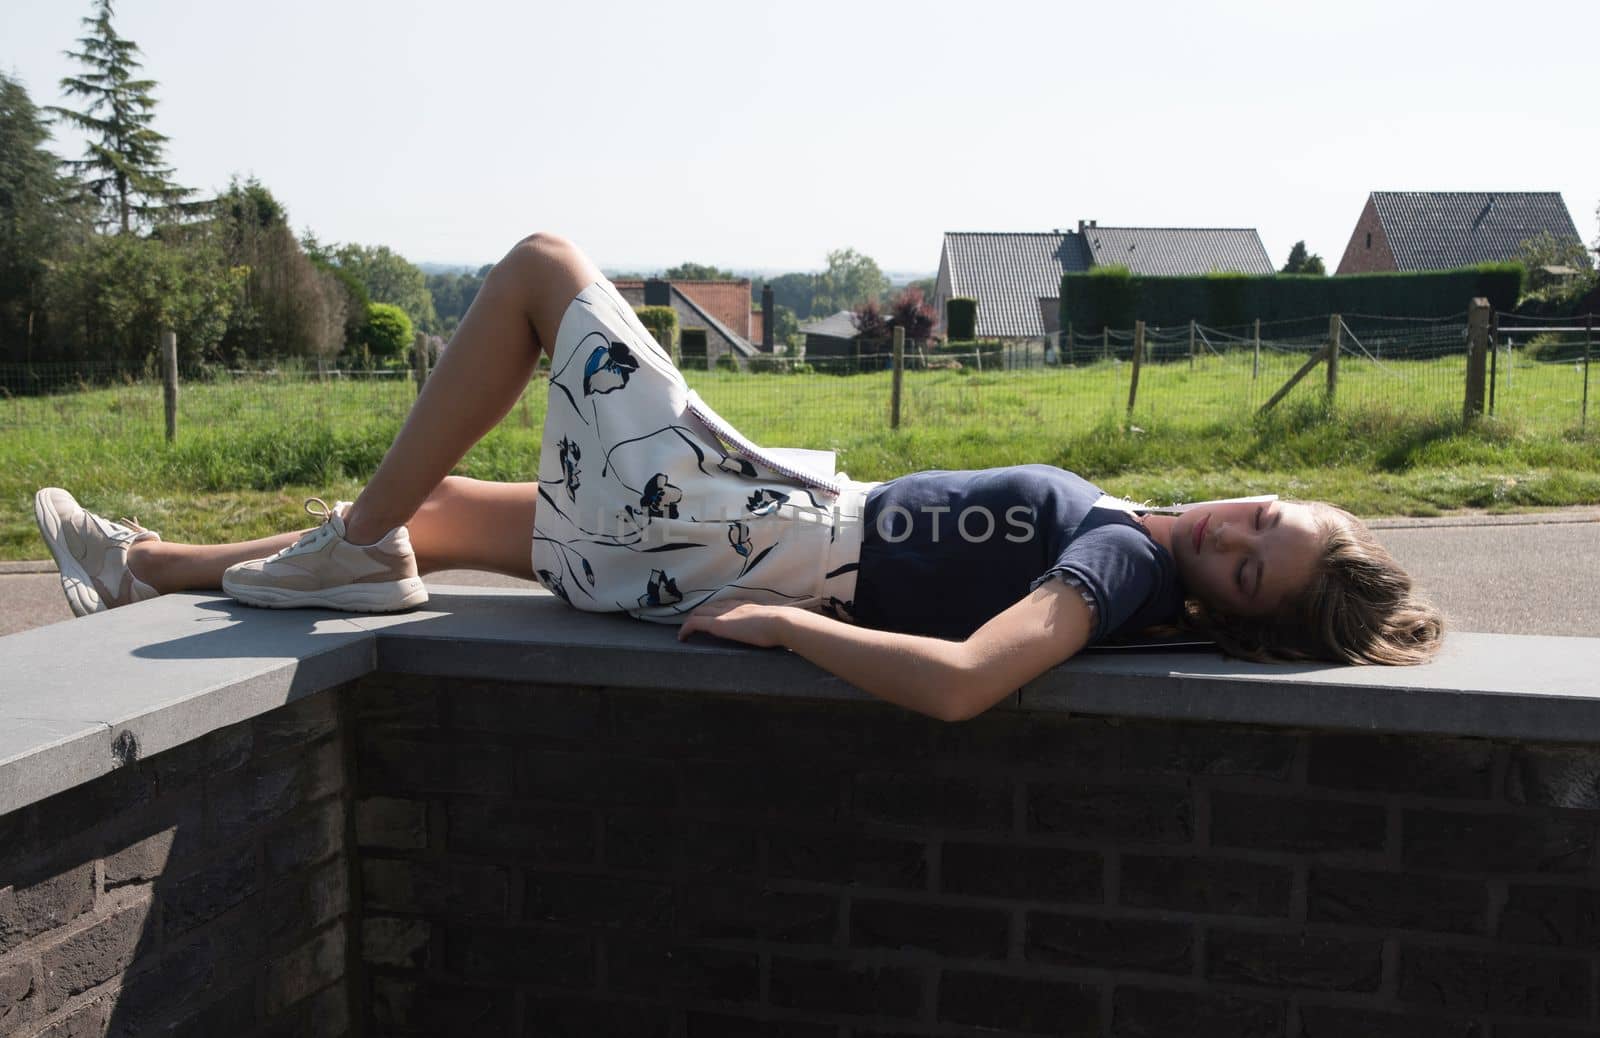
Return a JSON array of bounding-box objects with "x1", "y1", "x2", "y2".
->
[{"x1": 265, "y1": 498, "x2": 342, "y2": 561}]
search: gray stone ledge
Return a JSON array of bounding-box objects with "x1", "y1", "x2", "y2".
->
[{"x1": 3, "y1": 586, "x2": 1598, "y2": 816}]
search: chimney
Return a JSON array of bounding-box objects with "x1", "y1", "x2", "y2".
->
[
  {"x1": 1077, "y1": 220, "x2": 1086, "y2": 235},
  {"x1": 761, "y1": 284, "x2": 775, "y2": 350},
  {"x1": 644, "y1": 278, "x2": 670, "y2": 306}
]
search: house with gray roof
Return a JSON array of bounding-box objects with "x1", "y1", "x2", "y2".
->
[
  {"x1": 1336, "y1": 191, "x2": 1584, "y2": 274},
  {"x1": 934, "y1": 221, "x2": 1274, "y2": 342},
  {"x1": 797, "y1": 310, "x2": 862, "y2": 360}
]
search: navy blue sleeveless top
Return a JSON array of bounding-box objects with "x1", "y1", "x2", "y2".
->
[{"x1": 850, "y1": 465, "x2": 1184, "y2": 641}]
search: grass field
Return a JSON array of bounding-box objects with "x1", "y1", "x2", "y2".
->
[{"x1": 3, "y1": 350, "x2": 1597, "y2": 560}]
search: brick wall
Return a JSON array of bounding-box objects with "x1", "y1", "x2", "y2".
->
[
  {"x1": 1335, "y1": 196, "x2": 1398, "y2": 275},
  {"x1": 0, "y1": 687, "x2": 355, "y2": 1038},
  {"x1": 350, "y1": 673, "x2": 1600, "y2": 1037}
]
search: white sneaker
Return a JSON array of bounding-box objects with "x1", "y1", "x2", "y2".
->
[
  {"x1": 222, "y1": 498, "x2": 428, "y2": 612},
  {"x1": 33, "y1": 488, "x2": 161, "y2": 617}
]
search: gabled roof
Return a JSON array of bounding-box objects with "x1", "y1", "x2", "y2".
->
[
  {"x1": 798, "y1": 310, "x2": 860, "y2": 339},
  {"x1": 612, "y1": 279, "x2": 752, "y2": 338},
  {"x1": 612, "y1": 283, "x2": 758, "y2": 358},
  {"x1": 1079, "y1": 227, "x2": 1275, "y2": 277},
  {"x1": 1371, "y1": 191, "x2": 1583, "y2": 270},
  {"x1": 942, "y1": 232, "x2": 1089, "y2": 338}
]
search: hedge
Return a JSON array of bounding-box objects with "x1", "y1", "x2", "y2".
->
[
  {"x1": 634, "y1": 305, "x2": 678, "y2": 349},
  {"x1": 1061, "y1": 264, "x2": 1524, "y2": 333}
]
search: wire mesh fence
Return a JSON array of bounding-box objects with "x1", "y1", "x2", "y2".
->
[{"x1": 2, "y1": 310, "x2": 1594, "y2": 449}]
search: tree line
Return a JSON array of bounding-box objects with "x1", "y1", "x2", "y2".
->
[{"x1": 0, "y1": 0, "x2": 446, "y2": 372}]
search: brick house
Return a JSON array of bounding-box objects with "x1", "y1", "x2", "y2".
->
[
  {"x1": 610, "y1": 278, "x2": 763, "y2": 370},
  {"x1": 1335, "y1": 191, "x2": 1585, "y2": 274},
  {"x1": 933, "y1": 222, "x2": 1275, "y2": 344}
]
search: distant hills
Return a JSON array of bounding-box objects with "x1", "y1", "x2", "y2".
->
[{"x1": 419, "y1": 261, "x2": 935, "y2": 285}]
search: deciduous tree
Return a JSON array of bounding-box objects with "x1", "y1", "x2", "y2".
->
[
  {"x1": 332, "y1": 243, "x2": 438, "y2": 333},
  {"x1": 1281, "y1": 240, "x2": 1326, "y2": 275},
  {"x1": 0, "y1": 74, "x2": 81, "y2": 362},
  {"x1": 814, "y1": 248, "x2": 888, "y2": 316}
]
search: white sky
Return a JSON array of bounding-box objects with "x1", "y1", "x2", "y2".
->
[{"x1": 5, "y1": 0, "x2": 1597, "y2": 276}]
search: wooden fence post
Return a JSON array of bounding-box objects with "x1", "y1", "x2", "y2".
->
[
  {"x1": 1326, "y1": 314, "x2": 1341, "y2": 402},
  {"x1": 1127, "y1": 321, "x2": 1145, "y2": 417},
  {"x1": 1583, "y1": 313, "x2": 1592, "y2": 431},
  {"x1": 1188, "y1": 319, "x2": 1196, "y2": 371},
  {"x1": 161, "y1": 329, "x2": 178, "y2": 443},
  {"x1": 1489, "y1": 310, "x2": 1499, "y2": 415},
  {"x1": 1252, "y1": 318, "x2": 1261, "y2": 380},
  {"x1": 1258, "y1": 343, "x2": 1330, "y2": 414},
  {"x1": 1464, "y1": 298, "x2": 1491, "y2": 423},
  {"x1": 891, "y1": 326, "x2": 905, "y2": 430}
]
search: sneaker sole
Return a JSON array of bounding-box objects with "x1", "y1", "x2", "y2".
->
[
  {"x1": 222, "y1": 573, "x2": 430, "y2": 613},
  {"x1": 33, "y1": 489, "x2": 101, "y2": 618}
]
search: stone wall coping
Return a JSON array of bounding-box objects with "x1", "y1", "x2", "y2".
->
[{"x1": 3, "y1": 586, "x2": 1597, "y2": 816}]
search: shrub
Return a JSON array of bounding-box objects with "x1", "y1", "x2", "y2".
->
[
  {"x1": 945, "y1": 296, "x2": 977, "y2": 340},
  {"x1": 715, "y1": 351, "x2": 741, "y2": 372},
  {"x1": 634, "y1": 305, "x2": 678, "y2": 351},
  {"x1": 361, "y1": 302, "x2": 413, "y2": 358}
]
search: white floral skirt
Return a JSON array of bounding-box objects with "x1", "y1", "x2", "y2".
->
[{"x1": 531, "y1": 277, "x2": 878, "y2": 624}]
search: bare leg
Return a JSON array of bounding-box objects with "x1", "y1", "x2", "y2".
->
[
  {"x1": 128, "y1": 477, "x2": 540, "y2": 593},
  {"x1": 340, "y1": 233, "x2": 601, "y2": 545}
]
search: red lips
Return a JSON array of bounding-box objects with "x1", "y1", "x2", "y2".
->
[{"x1": 1192, "y1": 514, "x2": 1208, "y2": 553}]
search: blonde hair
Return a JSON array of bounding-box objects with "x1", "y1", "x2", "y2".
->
[{"x1": 1185, "y1": 502, "x2": 1444, "y2": 666}]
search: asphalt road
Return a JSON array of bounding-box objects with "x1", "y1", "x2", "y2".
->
[{"x1": 2, "y1": 511, "x2": 1596, "y2": 640}]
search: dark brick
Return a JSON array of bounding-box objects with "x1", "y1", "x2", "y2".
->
[
  {"x1": 351, "y1": 674, "x2": 442, "y2": 727},
  {"x1": 1211, "y1": 792, "x2": 1385, "y2": 855},
  {"x1": 448, "y1": 798, "x2": 593, "y2": 863},
  {"x1": 684, "y1": 1010, "x2": 836, "y2": 1037},
  {"x1": 1207, "y1": 930, "x2": 1383, "y2": 991},
  {"x1": 264, "y1": 799, "x2": 344, "y2": 877},
  {"x1": 32, "y1": 996, "x2": 108, "y2": 1038},
  {"x1": 362, "y1": 858, "x2": 508, "y2": 918},
  {"x1": 0, "y1": 960, "x2": 36, "y2": 1033},
  {"x1": 1028, "y1": 783, "x2": 1191, "y2": 844},
  {"x1": 851, "y1": 898, "x2": 1008, "y2": 959},
  {"x1": 1404, "y1": 809, "x2": 1595, "y2": 873},
  {"x1": 1400, "y1": 944, "x2": 1591, "y2": 1018},
  {"x1": 260, "y1": 979, "x2": 347, "y2": 1038},
  {"x1": 1027, "y1": 913, "x2": 1192, "y2": 974},
  {"x1": 370, "y1": 975, "x2": 515, "y2": 1036},
  {"x1": 446, "y1": 680, "x2": 606, "y2": 744},
  {"x1": 363, "y1": 915, "x2": 431, "y2": 968},
  {"x1": 1500, "y1": 884, "x2": 1600, "y2": 948},
  {"x1": 938, "y1": 969, "x2": 1099, "y2": 1034},
  {"x1": 524, "y1": 871, "x2": 672, "y2": 930},
  {"x1": 609, "y1": 690, "x2": 939, "y2": 763},
  {"x1": 516, "y1": 749, "x2": 676, "y2": 807},
  {"x1": 162, "y1": 842, "x2": 259, "y2": 943},
  {"x1": 39, "y1": 895, "x2": 153, "y2": 1013},
  {"x1": 941, "y1": 842, "x2": 1101, "y2": 903},
  {"x1": 526, "y1": 995, "x2": 677, "y2": 1037},
  {"x1": 1122, "y1": 722, "x2": 1296, "y2": 779},
  {"x1": 768, "y1": 954, "x2": 921, "y2": 1017},
  {"x1": 767, "y1": 827, "x2": 927, "y2": 889},
  {"x1": 1299, "y1": 1004, "x2": 1485, "y2": 1037},
  {"x1": 855, "y1": 770, "x2": 1012, "y2": 832},
  {"x1": 1112, "y1": 986, "x2": 1284, "y2": 1038},
  {"x1": 103, "y1": 795, "x2": 203, "y2": 889},
  {"x1": 207, "y1": 739, "x2": 341, "y2": 842},
  {"x1": 443, "y1": 924, "x2": 592, "y2": 986},
  {"x1": 678, "y1": 819, "x2": 761, "y2": 876},
  {"x1": 676, "y1": 880, "x2": 835, "y2": 943},
  {"x1": 252, "y1": 690, "x2": 339, "y2": 757},
  {"x1": 101, "y1": 932, "x2": 219, "y2": 1035},
  {"x1": 355, "y1": 796, "x2": 427, "y2": 850},
  {"x1": 356, "y1": 731, "x2": 511, "y2": 795},
  {"x1": 23, "y1": 765, "x2": 156, "y2": 869},
  {"x1": 682, "y1": 759, "x2": 844, "y2": 821},
  {"x1": 1308, "y1": 868, "x2": 1487, "y2": 934},
  {"x1": 937, "y1": 712, "x2": 1113, "y2": 772},
  {"x1": 263, "y1": 922, "x2": 345, "y2": 1016},
  {"x1": 1308, "y1": 733, "x2": 1494, "y2": 798},
  {"x1": 1507, "y1": 745, "x2": 1600, "y2": 809},
  {"x1": 1120, "y1": 855, "x2": 1291, "y2": 917},
  {"x1": 1495, "y1": 1023, "x2": 1600, "y2": 1038},
  {"x1": 0, "y1": 863, "x2": 95, "y2": 955},
  {"x1": 607, "y1": 938, "x2": 759, "y2": 1002},
  {"x1": 602, "y1": 809, "x2": 676, "y2": 872},
  {"x1": 147, "y1": 725, "x2": 253, "y2": 794}
]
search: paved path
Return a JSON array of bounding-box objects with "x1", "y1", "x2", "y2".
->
[{"x1": 3, "y1": 510, "x2": 1596, "y2": 640}]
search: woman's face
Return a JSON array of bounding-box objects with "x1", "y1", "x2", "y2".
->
[{"x1": 1170, "y1": 500, "x2": 1327, "y2": 617}]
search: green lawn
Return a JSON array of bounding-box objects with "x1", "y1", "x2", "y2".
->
[{"x1": 3, "y1": 352, "x2": 1596, "y2": 560}]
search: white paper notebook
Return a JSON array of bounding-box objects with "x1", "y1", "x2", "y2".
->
[{"x1": 685, "y1": 390, "x2": 843, "y2": 495}]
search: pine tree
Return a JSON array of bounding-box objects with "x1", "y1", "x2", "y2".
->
[{"x1": 46, "y1": 0, "x2": 194, "y2": 232}]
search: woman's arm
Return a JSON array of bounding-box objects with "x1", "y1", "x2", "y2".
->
[{"x1": 675, "y1": 582, "x2": 1095, "y2": 722}]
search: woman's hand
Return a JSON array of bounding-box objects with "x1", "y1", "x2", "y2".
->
[{"x1": 676, "y1": 599, "x2": 791, "y2": 648}]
